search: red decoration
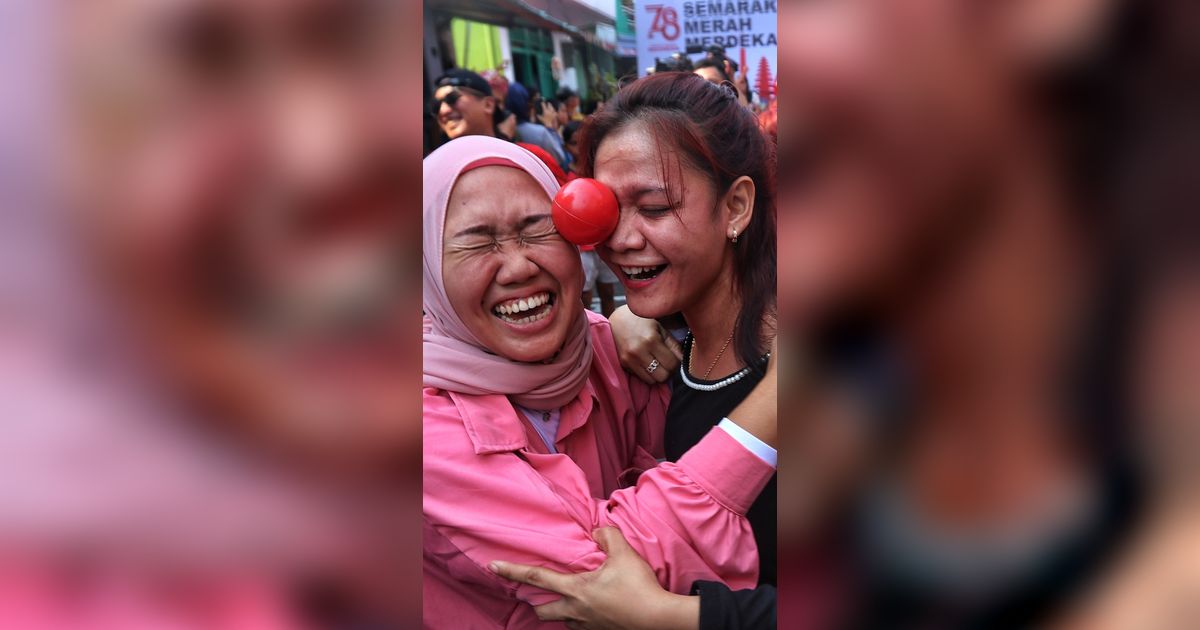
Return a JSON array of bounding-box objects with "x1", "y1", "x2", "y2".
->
[
  {"x1": 755, "y1": 56, "x2": 774, "y2": 103},
  {"x1": 551, "y1": 178, "x2": 619, "y2": 246}
]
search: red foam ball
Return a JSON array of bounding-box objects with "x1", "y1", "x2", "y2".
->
[{"x1": 551, "y1": 178, "x2": 619, "y2": 246}]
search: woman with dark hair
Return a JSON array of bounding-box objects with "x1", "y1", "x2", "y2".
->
[
  {"x1": 493, "y1": 71, "x2": 778, "y2": 629},
  {"x1": 587, "y1": 72, "x2": 778, "y2": 595}
]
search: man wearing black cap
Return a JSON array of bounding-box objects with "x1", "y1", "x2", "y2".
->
[{"x1": 431, "y1": 69, "x2": 508, "y2": 141}]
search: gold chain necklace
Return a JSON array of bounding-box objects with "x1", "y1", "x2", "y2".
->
[{"x1": 691, "y1": 331, "x2": 735, "y2": 379}]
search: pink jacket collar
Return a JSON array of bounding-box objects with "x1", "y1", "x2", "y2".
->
[{"x1": 447, "y1": 379, "x2": 599, "y2": 455}]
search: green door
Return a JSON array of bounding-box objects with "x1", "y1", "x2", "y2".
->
[{"x1": 510, "y1": 27, "x2": 557, "y2": 99}]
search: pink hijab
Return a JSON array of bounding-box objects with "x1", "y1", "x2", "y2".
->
[{"x1": 423, "y1": 136, "x2": 591, "y2": 410}]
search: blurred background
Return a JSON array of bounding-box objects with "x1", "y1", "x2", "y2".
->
[
  {"x1": 775, "y1": 0, "x2": 1200, "y2": 628},
  {"x1": 3, "y1": 0, "x2": 1199, "y2": 627},
  {"x1": 422, "y1": 0, "x2": 776, "y2": 158},
  {"x1": 2, "y1": 0, "x2": 423, "y2": 626}
]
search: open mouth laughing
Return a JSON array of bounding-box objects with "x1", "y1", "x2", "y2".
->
[
  {"x1": 620, "y1": 264, "x2": 668, "y2": 281},
  {"x1": 491, "y1": 291, "x2": 556, "y2": 325},
  {"x1": 439, "y1": 110, "x2": 467, "y2": 136}
]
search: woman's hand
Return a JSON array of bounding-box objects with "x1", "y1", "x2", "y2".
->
[
  {"x1": 489, "y1": 528, "x2": 699, "y2": 630},
  {"x1": 609, "y1": 305, "x2": 683, "y2": 385}
]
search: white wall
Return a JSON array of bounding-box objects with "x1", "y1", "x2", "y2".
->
[
  {"x1": 551, "y1": 31, "x2": 578, "y2": 92},
  {"x1": 497, "y1": 26, "x2": 514, "y2": 81}
]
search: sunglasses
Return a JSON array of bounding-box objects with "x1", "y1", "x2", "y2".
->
[{"x1": 429, "y1": 86, "x2": 488, "y2": 116}]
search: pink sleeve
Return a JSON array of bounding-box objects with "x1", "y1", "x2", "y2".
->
[{"x1": 423, "y1": 392, "x2": 773, "y2": 607}]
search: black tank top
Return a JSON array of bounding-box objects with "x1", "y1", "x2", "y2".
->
[{"x1": 663, "y1": 336, "x2": 776, "y2": 587}]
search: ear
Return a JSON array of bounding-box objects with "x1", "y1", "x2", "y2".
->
[
  {"x1": 483, "y1": 96, "x2": 496, "y2": 115},
  {"x1": 722, "y1": 176, "x2": 755, "y2": 239}
]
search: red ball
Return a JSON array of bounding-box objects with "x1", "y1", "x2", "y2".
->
[{"x1": 551, "y1": 178, "x2": 619, "y2": 246}]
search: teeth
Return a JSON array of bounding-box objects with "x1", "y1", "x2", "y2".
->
[
  {"x1": 621, "y1": 265, "x2": 661, "y2": 277},
  {"x1": 495, "y1": 303, "x2": 553, "y2": 325},
  {"x1": 492, "y1": 292, "x2": 551, "y2": 319}
]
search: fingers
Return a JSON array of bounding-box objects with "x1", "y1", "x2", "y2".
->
[
  {"x1": 489, "y1": 561, "x2": 574, "y2": 595},
  {"x1": 647, "y1": 353, "x2": 671, "y2": 384},
  {"x1": 625, "y1": 351, "x2": 659, "y2": 385},
  {"x1": 532, "y1": 598, "x2": 573, "y2": 622},
  {"x1": 612, "y1": 306, "x2": 681, "y2": 384},
  {"x1": 646, "y1": 325, "x2": 681, "y2": 377},
  {"x1": 592, "y1": 527, "x2": 634, "y2": 558},
  {"x1": 623, "y1": 346, "x2": 662, "y2": 385},
  {"x1": 663, "y1": 332, "x2": 685, "y2": 363}
]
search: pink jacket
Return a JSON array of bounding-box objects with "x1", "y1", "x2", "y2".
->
[{"x1": 423, "y1": 311, "x2": 774, "y2": 628}]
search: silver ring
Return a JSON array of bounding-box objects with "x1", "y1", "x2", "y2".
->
[{"x1": 645, "y1": 359, "x2": 660, "y2": 374}]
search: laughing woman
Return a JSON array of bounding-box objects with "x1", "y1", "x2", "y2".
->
[{"x1": 422, "y1": 136, "x2": 778, "y2": 629}]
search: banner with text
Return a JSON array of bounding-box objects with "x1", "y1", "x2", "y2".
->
[{"x1": 635, "y1": 0, "x2": 777, "y2": 100}]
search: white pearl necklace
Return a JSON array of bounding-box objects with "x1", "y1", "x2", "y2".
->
[{"x1": 680, "y1": 334, "x2": 770, "y2": 392}]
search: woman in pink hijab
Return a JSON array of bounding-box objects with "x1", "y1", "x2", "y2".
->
[{"x1": 423, "y1": 136, "x2": 777, "y2": 628}]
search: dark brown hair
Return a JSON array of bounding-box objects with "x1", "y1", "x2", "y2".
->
[{"x1": 578, "y1": 72, "x2": 777, "y2": 368}]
